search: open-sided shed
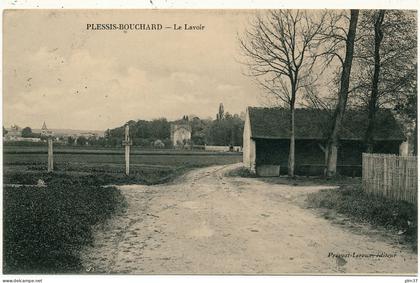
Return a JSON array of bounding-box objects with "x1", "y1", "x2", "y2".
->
[{"x1": 243, "y1": 107, "x2": 405, "y2": 176}]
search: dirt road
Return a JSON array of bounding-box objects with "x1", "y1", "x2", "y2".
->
[{"x1": 80, "y1": 164, "x2": 417, "y2": 274}]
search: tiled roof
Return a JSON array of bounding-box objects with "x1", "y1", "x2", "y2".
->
[{"x1": 248, "y1": 107, "x2": 405, "y2": 141}]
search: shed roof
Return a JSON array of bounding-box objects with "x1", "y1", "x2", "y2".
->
[{"x1": 248, "y1": 107, "x2": 405, "y2": 141}]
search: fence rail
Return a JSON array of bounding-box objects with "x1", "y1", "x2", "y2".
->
[{"x1": 362, "y1": 153, "x2": 417, "y2": 205}]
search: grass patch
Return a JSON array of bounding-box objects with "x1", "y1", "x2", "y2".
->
[
  {"x1": 3, "y1": 175, "x2": 127, "y2": 274},
  {"x1": 3, "y1": 166, "x2": 187, "y2": 186},
  {"x1": 260, "y1": 174, "x2": 360, "y2": 187},
  {"x1": 306, "y1": 184, "x2": 417, "y2": 251},
  {"x1": 224, "y1": 166, "x2": 256, "y2": 178},
  {"x1": 3, "y1": 151, "x2": 242, "y2": 167}
]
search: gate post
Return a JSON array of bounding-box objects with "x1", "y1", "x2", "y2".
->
[
  {"x1": 122, "y1": 125, "x2": 132, "y2": 176},
  {"x1": 47, "y1": 137, "x2": 54, "y2": 172}
]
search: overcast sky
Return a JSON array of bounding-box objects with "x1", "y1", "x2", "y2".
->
[{"x1": 3, "y1": 10, "x2": 261, "y2": 130}]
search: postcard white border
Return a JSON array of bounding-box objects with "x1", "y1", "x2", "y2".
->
[{"x1": 0, "y1": 1, "x2": 418, "y2": 283}]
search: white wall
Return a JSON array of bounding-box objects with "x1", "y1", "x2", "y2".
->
[
  {"x1": 172, "y1": 126, "x2": 191, "y2": 146},
  {"x1": 400, "y1": 141, "x2": 409, "y2": 156},
  {"x1": 243, "y1": 108, "x2": 256, "y2": 172},
  {"x1": 204, "y1": 145, "x2": 242, "y2": 152}
]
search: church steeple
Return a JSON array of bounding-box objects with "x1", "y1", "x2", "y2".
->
[{"x1": 41, "y1": 121, "x2": 53, "y2": 136}]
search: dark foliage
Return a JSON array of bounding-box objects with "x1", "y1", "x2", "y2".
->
[
  {"x1": 206, "y1": 113, "x2": 244, "y2": 146},
  {"x1": 105, "y1": 118, "x2": 172, "y2": 148},
  {"x1": 103, "y1": 110, "x2": 244, "y2": 148},
  {"x1": 21, "y1": 127, "x2": 33, "y2": 138},
  {"x1": 3, "y1": 165, "x2": 184, "y2": 187},
  {"x1": 3, "y1": 175, "x2": 127, "y2": 274}
]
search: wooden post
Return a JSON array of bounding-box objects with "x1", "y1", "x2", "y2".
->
[
  {"x1": 48, "y1": 137, "x2": 54, "y2": 172},
  {"x1": 122, "y1": 125, "x2": 132, "y2": 176}
]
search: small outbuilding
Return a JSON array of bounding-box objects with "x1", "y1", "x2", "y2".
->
[{"x1": 243, "y1": 107, "x2": 405, "y2": 177}]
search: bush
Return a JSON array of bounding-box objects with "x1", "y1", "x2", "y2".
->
[
  {"x1": 3, "y1": 176, "x2": 127, "y2": 273},
  {"x1": 307, "y1": 185, "x2": 417, "y2": 250}
]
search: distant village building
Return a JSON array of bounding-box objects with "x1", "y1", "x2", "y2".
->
[
  {"x1": 41, "y1": 122, "x2": 53, "y2": 137},
  {"x1": 243, "y1": 107, "x2": 405, "y2": 177},
  {"x1": 4, "y1": 125, "x2": 22, "y2": 141},
  {"x1": 171, "y1": 117, "x2": 192, "y2": 147},
  {"x1": 4, "y1": 124, "x2": 42, "y2": 142},
  {"x1": 6, "y1": 124, "x2": 22, "y2": 137}
]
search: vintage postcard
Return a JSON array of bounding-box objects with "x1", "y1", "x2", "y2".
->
[{"x1": 2, "y1": 6, "x2": 418, "y2": 281}]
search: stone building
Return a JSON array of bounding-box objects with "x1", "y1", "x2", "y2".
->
[{"x1": 170, "y1": 122, "x2": 192, "y2": 148}]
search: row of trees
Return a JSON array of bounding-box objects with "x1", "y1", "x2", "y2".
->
[
  {"x1": 105, "y1": 118, "x2": 171, "y2": 147},
  {"x1": 104, "y1": 104, "x2": 244, "y2": 148},
  {"x1": 240, "y1": 9, "x2": 416, "y2": 177},
  {"x1": 206, "y1": 112, "x2": 244, "y2": 146},
  {"x1": 4, "y1": 104, "x2": 245, "y2": 148}
]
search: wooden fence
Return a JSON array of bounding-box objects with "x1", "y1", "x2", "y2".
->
[{"x1": 362, "y1": 153, "x2": 418, "y2": 205}]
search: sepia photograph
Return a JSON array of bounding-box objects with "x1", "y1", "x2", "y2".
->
[{"x1": 1, "y1": 4, "x2": 418, "y2": 280}]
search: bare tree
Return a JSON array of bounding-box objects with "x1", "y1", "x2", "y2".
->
[
  {"x1": 297, "y1": 10, "x2": 355, "y2": 169},
  {"x1": 364, "y1": 10, "x2": 386, "y2": 153},
  {"x1": 239, "y1": 10, "x2": 325, "y2": 177},
  {"x1": 351, "y1": 10, "x2": 417, "y2": 152},
  {"x1": 395, "y1": 65, "x2": 417, "y2": 154}
]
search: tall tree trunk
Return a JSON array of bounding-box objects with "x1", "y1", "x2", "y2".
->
[
  {"x1": 288, "y1": 83, "x2": 297, "y2": 177},
  {"x1": 288, "y1": 106, "x2": 295, "y2": 177},
  {"x1": 365, "y1": 10, "x2": 386, "y2": 153},
  {"x1": 414, "y1": 118, "x2": 417, "y2": 155},
  {"x1": 326, "y1": 10, "x2": 359, "y2": 177}
]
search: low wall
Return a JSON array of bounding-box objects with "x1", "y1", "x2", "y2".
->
[{"x1": 205, "y1": 145, "x2": 242, "y2": 152}]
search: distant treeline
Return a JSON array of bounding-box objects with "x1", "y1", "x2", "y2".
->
[
  {"x1": 4, "y1": 104, "x2": 245, "y2": 148},
  {"x1": 105, "y1": 111, "x2": 244, "y2": 148}
]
